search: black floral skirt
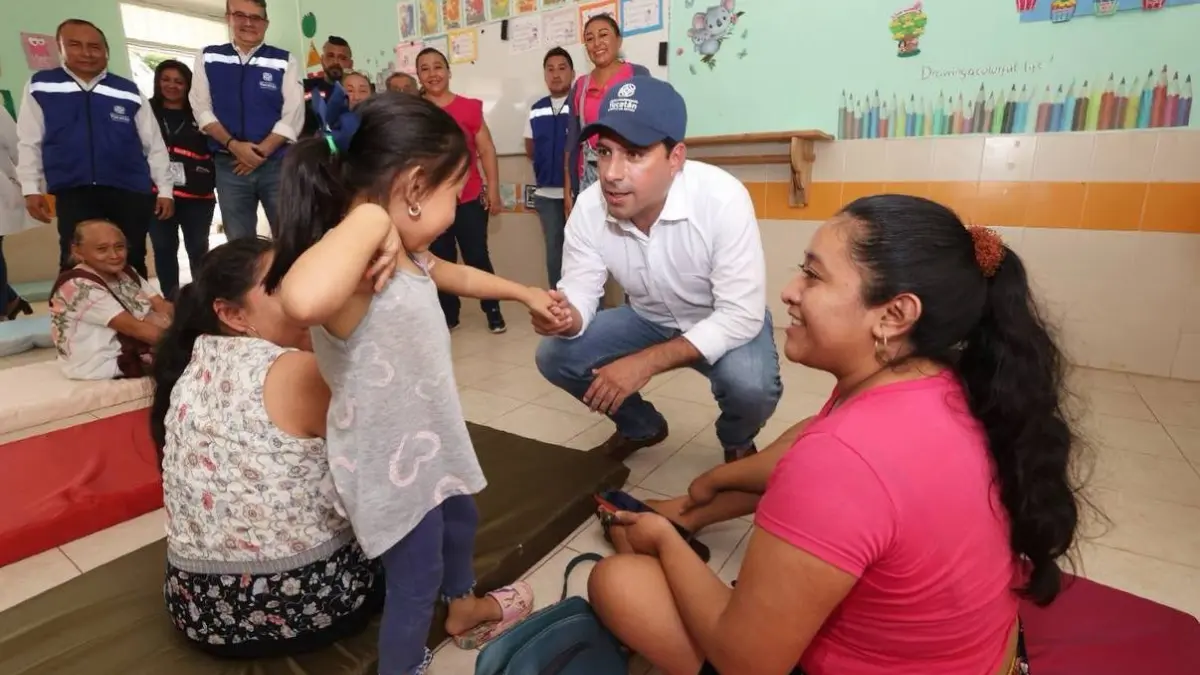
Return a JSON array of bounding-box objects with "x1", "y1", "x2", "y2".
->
[{"x1": 164, "y1": 541, "x2": 385, "y2": 659}]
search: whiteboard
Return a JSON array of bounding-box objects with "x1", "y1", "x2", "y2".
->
[{"x1": 447, "y1": 9, "x2": 670, "y2": 156}]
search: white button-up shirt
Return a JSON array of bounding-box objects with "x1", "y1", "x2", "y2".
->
[
  {"x1": 558, "y1": 160, "x2": 767, "y2": 364},
  {"x1": 189, "y1": 42, "x2": 305, "y2": 143},
  {"x1": 15, "y1": 68, "x2": 174, "y2": 197}
]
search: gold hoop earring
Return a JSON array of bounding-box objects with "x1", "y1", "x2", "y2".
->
[
  {"x1": 408, "y1": 203, "x2": 422, "y2": 218},
  {"x1": 874, "y1": 333, "x2": 891, "y2": 366}
]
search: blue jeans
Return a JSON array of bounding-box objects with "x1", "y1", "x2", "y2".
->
[
  {"x1": 214, "y1": 153, "x2": 282, "y2": 240},
  {"x1": 533, "y1": 196, "x2": 566, "y2": 288},
  {"x1": 147, "y1": 198, "x2": 215, "y2": 299},
  {"x1": 536, "y1": 306, "x2": 783, "y2": 451},
  {"x1": 0, "y1": 236, "x2": 14, "y2": 309},
  {"x1": 378, "y1": 495, "x2": 478, "y2": 675}
]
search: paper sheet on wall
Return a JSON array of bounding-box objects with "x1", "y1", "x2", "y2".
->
[
  {"x1": 542, "y1": 6, "x2": 580, "y2": 47},
  {"x1": 514, "y1": 0, "x2": 538, "y2": 13},
  {"x1": 20, "y1": 33, "x2": 61, "y2": 71},
  {"x1": 398, "y1": 1, "x2": 420, "y2": 40},
  {"x1": 620, "y1": 0, "x2": 661, "y2": 37},
  {"x1": 419, "y1": 0, "x2": 442, "y2": 36},
  {"x1": 443, "y1": 0, "x2": 463, "y2": 30},
  {"x1": 579, "y1": 0, "x2": 620, "y2": 28},
  {"x1": 394, "y1": 41, "x2": 423, "y2": 74},
  {"x1": 448, "y1": 28, "x2": 479, "y2": 64},
  {"x1": 509, "y1": 14, "x2": 542, "y2": 54},
  {"x1": 424, "y1": 33, "x2": 450, "y2": 60},
  {"x1": 464, "y1": 0, "x2": 487, "y2": 26},
  {"x1": 488, "y1": 0, "x2": 513, "y2": 21}
]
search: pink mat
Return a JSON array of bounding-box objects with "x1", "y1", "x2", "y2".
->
[{"x1": 1021, "y1": 574, "x2": 1200, "y2": 674}]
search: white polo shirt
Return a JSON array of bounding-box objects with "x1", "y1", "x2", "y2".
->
[{"x1": 557, "y1": 159, "x2": 767, "y2": 364}]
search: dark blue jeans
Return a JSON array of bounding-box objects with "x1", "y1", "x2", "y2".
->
[
  {"x1": 533, "y1": 195, "x2": 566, "y2": 288},
  {"x1": 148, "y1": 198, "x2": 215, "y2": 299},
  {"x1": 0, "y1": 235, "x2": 15, "y2": 310},
  {"x1": 214, "y1": 154, "x2": 282, "y2": 240},
  {"x1": 428, "y1": 199, "x2": 500, "y2": 323},
  {"x1": 536, "y1": 306, "x2": 783, "y2": 451},
  {"x1": 378, "y1": 495, "x2": 478, "y2": 675}
]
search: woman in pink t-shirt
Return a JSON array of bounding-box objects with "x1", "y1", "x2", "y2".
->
[
  {"x1": 416, "y1": 47, "x2": 507, "y2": 333},
  {"x1": 589, "y1": 194, "x2": 1083, "y2": 675},
  {"x1": 562, "y1": 14, "x2": 650, "y2": 214}
]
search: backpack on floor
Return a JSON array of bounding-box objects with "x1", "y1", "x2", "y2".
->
[{"x1": 475, "y1": 553, "x2": 628, "y2": 675}]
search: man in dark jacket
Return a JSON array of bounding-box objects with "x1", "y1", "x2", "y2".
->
[{"x1": 302, "y1": 35, "x2": 353, "y2": 136}]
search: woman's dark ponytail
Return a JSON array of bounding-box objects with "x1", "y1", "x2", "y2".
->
[
  {"x1": 958, "y1": 249, "x2": 1079, "y2": 606},
  {"x1": 843, "y1": 195, "x2": 1081, "y2": 608},
  {"x1": 150, "y1": 238, "x2": 275, "y2": 464},
  {"x1": 150, "y1": 281, "x2": 216, "y2": 459}
]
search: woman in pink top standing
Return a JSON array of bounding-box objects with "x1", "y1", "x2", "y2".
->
[
  {"x1": 589, "y1": 194, "x2": 1083, "y2": 675},
  {"x1": 563, "y1": 14, "x2": 650, "y2": 214},
  {"x1": 417, "y1": 47, "x2": 507, "y2": 334}
]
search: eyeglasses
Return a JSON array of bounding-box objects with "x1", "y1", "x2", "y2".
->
[{"x1": 229, "y1": 11, "x2": 267, "y2": 25}]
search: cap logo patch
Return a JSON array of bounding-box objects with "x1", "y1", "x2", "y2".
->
[{"x1": 617, "y1": 83, "x2": 636, "y2": 97}]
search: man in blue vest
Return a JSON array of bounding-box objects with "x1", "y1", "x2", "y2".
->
[
  {"x1": 16, "y1": 19, "x2": 175, "y2": 277},
  {"x1": 190, "y1": 0, "x2": 304, "y2": 240},
  {"x1": 523, "y1": 47, "x2": 574, "y2": 288}
]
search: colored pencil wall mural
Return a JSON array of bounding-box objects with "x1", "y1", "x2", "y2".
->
[
  {"x1": 837, "y1": 66, "x2": 1192, "y2": 139},
  {"x1": 669, "y1": 0, "x2": 1200, "y2": 138},
  {"x1": 1017, "y1": 0, "x2": 1200, "y2": 23}
]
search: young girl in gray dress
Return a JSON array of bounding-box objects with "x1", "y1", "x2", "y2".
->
[{"x1": 264, "y1": 93, "x2": 568, "y2": 675}]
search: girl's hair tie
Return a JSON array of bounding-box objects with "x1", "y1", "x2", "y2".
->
[{"x1": 968, "y1": 226, "x2": 1006, "y2": 278}]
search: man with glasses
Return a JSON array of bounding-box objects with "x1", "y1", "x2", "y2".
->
[{"x1": 191, "y1": 0, "x2": 304, "y2": 240}]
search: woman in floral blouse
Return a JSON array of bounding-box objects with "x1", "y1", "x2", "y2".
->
[{"x1": 149, "y1": 237, "x2": 382, "y2": 657}]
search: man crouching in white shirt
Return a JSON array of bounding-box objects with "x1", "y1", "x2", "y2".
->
[{"x1": 532, "y1": 76, "x2": 782, "y2": 464}]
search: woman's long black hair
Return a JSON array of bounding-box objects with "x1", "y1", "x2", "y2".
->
[
  {"x1": 149, "y1": 59, "x2": 193, "y2": 113},
  {"x1": 150, "y1": 237, "x2": 273, "y2": 458},
  {"x1": 842, "y1": 194, "x2": 1081, "y2": 607},
  {"x1": 263, "y1": 92, "x2": 469, "y2": 292}
]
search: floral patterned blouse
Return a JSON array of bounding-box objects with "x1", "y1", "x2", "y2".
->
[
  {"x1": 49, "y1": 264, "x2": 156, "y2": 380},
  {"x1": 161, "y1": 335, "x2": 352, "y2": 575}
]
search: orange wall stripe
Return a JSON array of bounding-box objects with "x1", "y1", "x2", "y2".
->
[{"x1": 740, "y1": 180, "x2": 1200, "y2": 233}]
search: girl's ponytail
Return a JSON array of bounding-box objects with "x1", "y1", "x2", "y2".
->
[{"x1": 263, "y1": 136, "x2": 349, "y2": 293}]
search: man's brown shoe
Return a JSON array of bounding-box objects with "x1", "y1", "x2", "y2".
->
[{"x1": 589, "y1": 421, "x2": 670, "y2": 461}]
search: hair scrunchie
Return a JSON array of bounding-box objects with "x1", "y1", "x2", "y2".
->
[{"x1": 968, "y1": 226, "x2": 1006, "y2": 278}]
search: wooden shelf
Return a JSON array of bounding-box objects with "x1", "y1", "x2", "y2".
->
[
  {"x1": 684, "y1": 130, "x2": 834, "y2": 147},
  {"x1": 684, "y1": 130, "x2": 833, "y2": 207},
  {"x1": 695, "y1": 154, "x2": 790, "y2": 166}
]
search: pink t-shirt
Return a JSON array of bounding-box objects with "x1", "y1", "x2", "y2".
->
[
  {"x1": 755, "y1": 372, "x2": 1019, "y2": 675},
  {"x1": 442, "y1": 95, "x2": 484, "y2": 204},
  {"x1": 575, "y1": 62, "x2": 635, "y2": 151}
]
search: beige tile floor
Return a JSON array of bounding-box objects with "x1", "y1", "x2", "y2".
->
[{"x1": 1, "y1": 304, "x2": 1199, "y2": 674}]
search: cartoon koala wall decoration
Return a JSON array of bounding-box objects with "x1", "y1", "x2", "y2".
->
[{"x1": 685, "y1": 0, "x2": 745, "y2": 69}]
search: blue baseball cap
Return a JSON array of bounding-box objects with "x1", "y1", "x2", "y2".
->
[{"x1": 580, "y1": 76, "x2": 687, "y2": 147}]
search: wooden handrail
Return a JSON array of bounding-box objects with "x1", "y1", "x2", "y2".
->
[{"x1": 684, "y1": 130, "x2": 834, "y2": 147}]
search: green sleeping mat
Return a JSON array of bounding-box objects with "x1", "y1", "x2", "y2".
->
[{"x1": 0, "y1": 423, "x2": 629, "y2": 675}]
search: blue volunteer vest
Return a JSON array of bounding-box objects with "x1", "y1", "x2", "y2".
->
[
  {"x1": 529, "y1": 96, "x2": 570, "y2": 190},
  {"x1": 202, "y1": 43, "x2": 290, "y2": 155},
  {"x1": 30, "y1": 68, "x2": 152, "y2": 195}
]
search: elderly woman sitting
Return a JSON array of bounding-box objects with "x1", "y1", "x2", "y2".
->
[{"x1": 49, "y1": 219, "x2": 172, "y2": 379}]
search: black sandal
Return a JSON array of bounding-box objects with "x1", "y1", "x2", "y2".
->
[
  {"x1": 5, "y1": 297, "x2": 33, "y2": 320},
  {"x1": 595, "y1": 490, "x2": 712, "y2": 563}
]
